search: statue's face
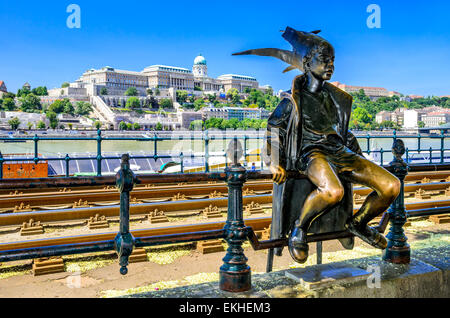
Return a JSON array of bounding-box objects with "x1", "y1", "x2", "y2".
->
[{"x1": 306, "y1": 44, "x2": 335, "y2": 81}]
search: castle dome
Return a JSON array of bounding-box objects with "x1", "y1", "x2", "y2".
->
[{"x1": 194, "y1": 54, "x2": 207, "y2": 65}]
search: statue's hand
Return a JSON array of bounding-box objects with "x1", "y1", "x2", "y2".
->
[{"x1": 270, "y1": 165, "x2": 286, "y2": 184}]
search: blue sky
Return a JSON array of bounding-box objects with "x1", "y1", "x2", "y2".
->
[{"x1": 1, "y1": 0, "x2": 449, "y2": 96}]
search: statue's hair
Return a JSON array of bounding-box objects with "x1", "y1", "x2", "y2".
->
[{"x1": 233, "y1": 26, "x2": 333, "y2": 74}]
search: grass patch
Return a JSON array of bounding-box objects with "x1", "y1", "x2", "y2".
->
[
  {"x1": 0, "y1": 263, "x2": 31, "y2": 280},
  {"x1": 63, "y1": 253, "x2": 117, "y2": 273},
  {"x1": 145, "y1": 244, "x2": 193, "y2": 265}
]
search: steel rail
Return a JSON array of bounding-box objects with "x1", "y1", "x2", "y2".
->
[
  {"x1": 1, "y1": 177, "x2": 450, "y2": 211},
  {"x1": 0, "y1": 193, "x2": 447, "y2": 231},
  {"x1": 0, "y1": 182, "x2": 450, "y2": 212}
]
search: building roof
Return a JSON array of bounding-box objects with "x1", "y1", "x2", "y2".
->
[
  {"x1": 0, "y1": 81, "x2": 6, "y2": 92},
  {"x1": 194, "y1": 54, "x2": 207, "y2": 65},
  {"x1": 143, "y1": 65, "x2": 192, "y2": 74},
  {"x1": 426, "y1": 111, "x2": 449, "y2": 116},
  {"x1": 217, "y1": 74, "x2": 257, "y2": 81}
]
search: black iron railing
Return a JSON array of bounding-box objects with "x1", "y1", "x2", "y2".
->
[{"x1": 2, "y1": 129, "x2": 450, "y2": 178}]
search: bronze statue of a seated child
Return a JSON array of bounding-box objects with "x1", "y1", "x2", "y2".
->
[{"x1": 234, "y1": 27, "x2": 400, "y2": 263}]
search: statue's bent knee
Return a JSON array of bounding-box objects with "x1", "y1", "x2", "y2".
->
[
  {"x1": 381, "y1": 177, "x2": 401, "y2": 201},
  {"x1": 324, "y1": 186, "x2": 345, "y2": 206}
]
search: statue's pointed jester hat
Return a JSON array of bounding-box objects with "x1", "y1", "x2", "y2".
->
[{"x1": 233, "y1": 26, "x2": 332, "y2": 73}]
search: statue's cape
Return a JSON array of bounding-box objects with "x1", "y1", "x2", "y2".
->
[{"x1": 266, "y1": 75, "x2": 356, "y2": 255}]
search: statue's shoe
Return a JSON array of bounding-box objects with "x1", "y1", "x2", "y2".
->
[
  {"x1": 345, "y1": 221, "x2": 387, "y2": 249},
  {"x1": 288, "y1": 227, "x2": 309, "y2": 263}
]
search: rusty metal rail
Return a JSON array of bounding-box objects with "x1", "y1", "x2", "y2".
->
[{"x1": 1, "y1": 178, "x2": 450, "y2": 212}]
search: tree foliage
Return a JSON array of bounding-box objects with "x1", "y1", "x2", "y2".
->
[
  {"x1": 37, "y1": 121, "x2": 46, "y2": 129},
  {"x1": 8, "y1": 117, "x2": 20, "y2": 130},
  {"x1": 349, "y1": 90, "x2": 450, "y2": 130},
  {"x1": 48, "y1": 98, "x2": 74, "y2": 114},
  {"x1": 118, "y1": 121, "x2": 128, "y2": 130},
  {"x1": 159, "y1": 98, "x2": 173, "y2": 109},
  {"x1": 125, "y1": 87, "x2": 139, "y2": 96},
  {"x1": 74, "y1": 101, "x2": 93, "y2": 116},
  {"x1": 19, "y1": 94, "x2": 42, "y2": 112},
  {"x1": 126, "y1": 97, "x2": 141, "y2": 110},
  {"x1": 47, "y1": 111, "x2": 58, "y2": 129},
  {"x1": 1, "y1": 98, "x2": 16, "y2": 111},
  {"x1": 32, "y1": 86, "x2": 48, "y2": 96},
  {"x1": 176, "y1": 90, "x2": 188, "y2": 104}
]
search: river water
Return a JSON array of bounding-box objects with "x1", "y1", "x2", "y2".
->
[{"x1": 2, "y1": 135, "x2": 450, "y2": 166}]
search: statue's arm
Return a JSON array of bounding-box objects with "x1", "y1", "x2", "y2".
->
[
  {"x1": 263, "y1": 98, "x2": 292, "y2": 168},
  {"x1": 346, "y1": 130, "x2": 364, "y2": 156}
]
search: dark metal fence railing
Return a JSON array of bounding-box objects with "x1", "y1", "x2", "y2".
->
[{"x1": 2, "y1": 129, "x2": 450, "y2": 178}]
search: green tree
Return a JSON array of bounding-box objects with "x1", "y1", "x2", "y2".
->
[
  {"x1": 159, "y1": 98, "x2": 173, "y2": 109},
  {"x1": 118, "y1": 121, "x2": 128, "y2": 130},
  {"x1": 2, "y1": 98, "x2": 16, "y2": 111},
  {"x1": 194, "y1": 98, "x2": 206, "y2": 111},
  {"x1": 47, "y1": 111, "x2": 58, "y2": 129},
  {"x1": 176, "y1": 90, "x2": 188, "y2": 104},
  {"x1": 124, "y1": 87, "x2": 139, "y2": 96},
  {"x1": 31, "y1": 86, "x2": 48, "y2": 96},
  {"x1": 37, "y1": 120, "x2": 46, "y2": 129},
  {"x1": 63, "y1": 100, "x2": 74, "y2": 114},
  {"x1": 61, "y1": 82, "x2": 70, "y2": 88},
  {"x1": 27, "y1": 122, "x2": 33, "y2": 130},
  {"x1": 133, "y1": 123, "x2": 141, "y2": 130},
  {"x1": 189, "y1": 120, "x2": 203, "y2": 130},
  {"x1": 349, "y1": 107, "x2": 372, "y2": 130},
  {"x1": 155, "y1": 122, "x2": 163, "y2": 130},
  {"x1": 227, "y1": 88, "x2": 240, "y2": 105},
  {"x1": 418, "y1": 121, "x2": 425, "y2": 128},
  {"x1": 68, "y1": 123, "x2": 73, "y2": 130},
  {"x1": 126, "y1": 97, "x2": 141, "y2": 110},
  {"x1": 147, "y1": 88, "x2": 153, "y2": 96},
  {"x1": 155, "y1": 88, "x2": 160, "y2": 96},
  {"x1": 94, "y1": 121, "x2": 102, "y2": 130},
  {"x1": 19, "y1": 94, "x2": 42, "y2": 112},
  {"x1": 100, "y1": 87, "x2": 108, "y2": 95},
  {"x1": 126, "y1": 123, "x2": 133, "y2": 130},
  {"x1": 48, "y1": 99, "x2": 73, "y2": 114},
  {"x1": 74, "y1": 101, "x2": 93, "y2": 116},
  {"x1": 8, "y1": 117, "x2": 20, "y2": 130},
  {"x1": 17, "y1": 87, "x2": 31, "y2": 97}
]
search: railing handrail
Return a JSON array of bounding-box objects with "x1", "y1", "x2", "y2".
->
[{"x1": 2, "y1": 162, "x2": 450, "y2": 190}]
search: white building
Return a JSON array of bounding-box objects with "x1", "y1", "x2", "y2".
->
[
  {"x1": 403, "y1": 109, "x2": 420, "y2": 128},
  {"x1": 49, "y1": 54, "x2": 262, "y2": 98},
  {"x1": 201, "y1": 106, "x2": 270, "y2": 121}
]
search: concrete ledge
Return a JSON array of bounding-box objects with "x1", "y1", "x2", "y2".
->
[{"x1": 124, "y1": 245, "x2": 449, "y2": 298}]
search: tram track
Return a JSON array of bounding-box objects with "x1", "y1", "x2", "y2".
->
[
  {"x1": 0, "y1": 191, "x2": 449, "y2": 231},
  {"x1": 1, "y1": 176, "x2": 450, "y2": 213}
]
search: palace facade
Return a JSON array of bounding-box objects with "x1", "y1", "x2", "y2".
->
[{"x1": 53, "y1": 54, "x2": 263, "y2": 98}]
